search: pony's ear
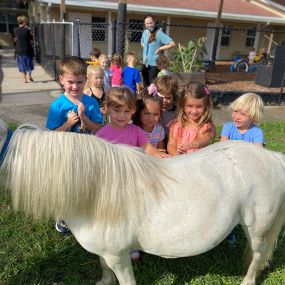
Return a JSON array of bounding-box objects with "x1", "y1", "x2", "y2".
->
[{"x1": 0, "y1": 119, "x2": 8, "y2": 141}]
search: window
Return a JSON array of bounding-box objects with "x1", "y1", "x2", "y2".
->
[
  {"x1": 245, "y1": 29, "x2": 256, "y2": 47},
  {"x1": 220, "y1": 26, "x2": 231, "y2": 47},
  {"x1": 0, "y1": 11, "x2": 17, "y2": 33},
  {"x1": 92, "y1": 17, "x2": 106, "y2": 42},
  {"x1": 128, "y1": 19, "x2": 143, "y2": 43}
]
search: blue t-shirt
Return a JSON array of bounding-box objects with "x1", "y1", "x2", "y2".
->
[
  {"x1": 221, "y1": 122, "x2": 264, "y2": 144},
  {"x1": 122, "y1": 66, "x2": 141, "y2": 94},
  {"x1": 46, "y1": 94, "x2": 103, "y2": 133},
  {"x1": 141, "y1": 29, "x2": 173, "y2": 66}
]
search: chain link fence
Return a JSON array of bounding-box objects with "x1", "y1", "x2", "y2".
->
[{"x1": 34, "y1": 20, "x2": 285, "y2": 94}]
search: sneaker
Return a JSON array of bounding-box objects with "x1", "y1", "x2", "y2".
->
[
  {"x1": 130, "y1": 250, "x2": 140, "y2": 263},
  {"x1": 55, "y1": 220, "x2": 70, "y2": 234},
  {"x1": 227, "y1": 233, "x2": 237, "y2": 247}
]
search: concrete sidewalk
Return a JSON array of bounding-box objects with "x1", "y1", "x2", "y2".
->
[
  {"x1": 0, "y1": 48, "x2": 284, "y2": 128},
  {"x1": 0, "y1": 49, "x2": 60, "y2": 128}
]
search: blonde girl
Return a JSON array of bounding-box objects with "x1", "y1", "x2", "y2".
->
[
  {"x1": 99, "y1": 54, "x2": 112, "y2": 91},
  {"x1": 220, "y1": 93, "x2": 264, "y2": 146},
  {"x1": 110, "y1": 53, "x2": 123, "y2": 87},
  {"x1": 84, "y1": 65, "x2": 106, "y2": 114},
  {"x1": 167, "y1": 83, "x2": 216, "y2": 155},
  {"x1": 132, "y1": 87, "x2": 165, "y2": 150}
]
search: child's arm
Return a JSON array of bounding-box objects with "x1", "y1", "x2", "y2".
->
[
  {"x1": 167, "y1": 124, "x2": 179, "y2": 155},
  {"x1": 136, "y1": 82, "x2": 141, "y2": 94},
  {"x1": 144, "y1": 142, "x2": 169, "y2": 158},
  {"x1": 220, "y1": 136, "x2": 229, "y2": 142},
  {"x1": 191, "y1": 130, "x2": 215, "y2": 149},
  {"x1": 167, "y1": 139, "x2": 178, "y2": 155}
]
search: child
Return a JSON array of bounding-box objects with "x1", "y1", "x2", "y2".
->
[
  {"x1": 167, "y1": 83, "x2": 216, "y2": 155},
  {"x1": 96, "y1": 87, "x2": 167, "y2": 157},
  {"x1": 122, "y1": 52, "x2": 141, "y2": 95},
  {"x1": 86, "y1": 47, "x2": 101, "y2": 65},
  {"x1": 99, "y1": 54, "x2": 112, "y2": 91},
  {"x1": 84, "y1": 65, "x2": 106, "y2": 114},
  {"x1": 132, "y1": 87, "x2": 165, "y2": 150},
  {"x1": 152, "y1": 75, "x2": 178, "y2": 134},
  {"x1": 156, "y1": 55, "x2": 171, "y2": 77},
  {"x1": 96, "y1": 87, "x2": 168, "y2": 262},
  {"x1": 220, "y1": 93, "x2": 264, "y2": 146},
  {"x1": 110, "y1": 53, "x2": 123, "y2": 87},
  {"x1": 46, "y1": 56, "x2": 103, "y2": 234},
  {"x1": 220, "y1": 93, "x2": 264, "y2": 247}
]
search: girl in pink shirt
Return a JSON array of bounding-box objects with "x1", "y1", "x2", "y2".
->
[
  {"x1": 110, "y1": 53, "x2": 122, "y2": 87},
  {"x1": 96, "y1": 87, "x2": 167, "y2": 157},
  {"x1": 167, "y1": 83, "x2": 216, "y2": 155}
]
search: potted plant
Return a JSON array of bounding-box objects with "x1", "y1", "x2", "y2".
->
[{"x1": 171, "y1": 37, "x2": 207, "y2": 86}]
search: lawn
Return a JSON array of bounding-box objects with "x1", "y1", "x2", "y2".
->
[{"x1": 1, "y1": 121, "x2": 285, "y2": 285}]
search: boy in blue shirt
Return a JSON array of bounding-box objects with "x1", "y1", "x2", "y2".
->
[
  {"x1": 46, "y1": 56, "x2": 103, "y2": 234},
  {"x1": 46, "y1": 56, "x2": 102, "y2": 133},
  {"x1": 220, "y1": 93, "x2": 264, "y2": 146},
  {"x1": 122, "y1": 52, "x2": 141, "y2": 96}
]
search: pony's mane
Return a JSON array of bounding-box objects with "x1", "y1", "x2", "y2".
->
[{"x1": 1, "y1": 129, "x2": 172, "y2": 225}]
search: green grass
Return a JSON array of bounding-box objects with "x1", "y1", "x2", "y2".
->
[{"x1": 1, "y1": 121, "x2": 285, "y2": 285}]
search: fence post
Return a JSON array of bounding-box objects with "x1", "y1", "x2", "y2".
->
[
  {"x1": 76, "y1": 19, "x2": 81, "y2": 57},
  {"x1": 117, "y1": 1, "x2": 126, "y2": 56},
  {"x1": 111, "y1": 19, "x2": 117, "y2": 55}
]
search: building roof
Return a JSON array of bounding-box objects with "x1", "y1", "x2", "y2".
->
[{"x1": 39, "y1": 0, "x2": 285, "y2": 24}]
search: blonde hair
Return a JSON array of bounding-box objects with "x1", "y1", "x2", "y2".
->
[
  {"x1": 59, "y1": 56, "x2": 87, "y2": 76},
  {"x1": 230, "y1": 93, "x2": 264, "y2": 123},
  {"x1": 178, "y1": 83, "x2": 213, "y2": 128},
  {"x1": 99, "y1": 54, "x2": 108, "y2": 62},
  {"x1": 105, "y1": 87, "x2": 136, "y2": 110},
  {"x1": 17, "y1": 15, "x2": 28, "y2": 25},
  {"x1": 85, "y1": 65, "x2": 105, "y2": 88}
]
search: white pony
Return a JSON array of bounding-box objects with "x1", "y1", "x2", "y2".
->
[{"x1": 1, "y1": 122, "x2": 285, "y2": 285}]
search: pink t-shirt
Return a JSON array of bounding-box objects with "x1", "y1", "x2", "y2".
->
[
  {"x1": 96, "y1": 123, "x2": 148, "y2": 147},
  {"x1": 110, "y1": 65, "x2": 122, "y2": 86}
]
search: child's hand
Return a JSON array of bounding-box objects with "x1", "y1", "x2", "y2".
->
[
  {"x1": 66, "y1": 111, "x2": 79, "y2": 128},
  {"x1": 153, "y1": 150, "x2": 170, "y2": 158},
  {"x1": 77, "y1": 103, "x2": 86, "y2": 118},
  {"x1": 177, "y1": 143, "x2": 187, "y2": 154}
]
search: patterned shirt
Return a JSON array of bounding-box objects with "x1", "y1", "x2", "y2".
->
[{"x1": 144, "y1": 123, "x2": 165, "y2": 148}]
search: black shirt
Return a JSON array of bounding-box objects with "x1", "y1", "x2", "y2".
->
[{"x1": 14, "y1": 26, "x2": 34, "y2": 56}]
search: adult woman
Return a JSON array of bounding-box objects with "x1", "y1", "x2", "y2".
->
[
  {"x1": 141, "y1": 15, "x2": 175, "y2": 87},
  {"x1": 13, "y1": 15, "x2": 34, "y2": 83}
]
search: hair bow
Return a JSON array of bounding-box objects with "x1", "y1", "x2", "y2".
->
[
  {"x1": 148, "y1": 83, "x2": 158, "y2": 96},
  {"x1": 204, "y1": 86, "x2": 210, "y2": 95}
]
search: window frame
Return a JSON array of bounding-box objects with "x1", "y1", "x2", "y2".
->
[
  {"x1": 220, "y1": 26, "x2": 232, "y2": 48},
  {"x1": 91, "y1": 16, "x2": 106, "y2": 42},
  {"x1": 245, "y1": 28, "x2": 256, "y2": 48},
  {"x1": 128, "y1": 19, "x2": 144, "y2": 43}
]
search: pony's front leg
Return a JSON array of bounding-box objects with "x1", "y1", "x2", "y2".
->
[
  {"x1": 96, "y1": 256, "x2": 117, "y2": 285},
  {"x1": 98, "y1": 252, "x2": 136, "y2": 285}
]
